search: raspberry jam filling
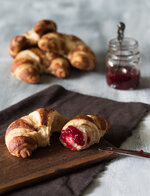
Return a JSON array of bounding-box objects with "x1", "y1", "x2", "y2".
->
[
  {"x1": 106, "y1": 65, "x2": 140, "y2": 90},
  {"x1": 60, "y1": 126, "x2": 85, "y2": 150}
]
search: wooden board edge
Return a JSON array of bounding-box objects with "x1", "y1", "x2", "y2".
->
[{"x1": 0, "y1": 152, "x2": 117, "y2": 195}]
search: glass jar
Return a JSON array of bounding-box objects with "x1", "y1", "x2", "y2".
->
[{"x1": 106, "y1": 37, "x2": 141, "y2": 90}]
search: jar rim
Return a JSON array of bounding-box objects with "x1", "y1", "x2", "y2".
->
[{"x1": 109, "y1": 37, "x2": 138, "y2": 50}]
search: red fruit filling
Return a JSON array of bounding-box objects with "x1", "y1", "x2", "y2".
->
[
  {"x1": 60, "y1": 126, "x2": 85, "y2": 150},
  {"x1": 138, "y1": 150, "x2": 144, "y2": 154},
  {"x1": 106, "y1": 65, "x2": 140, "y2": 90}
]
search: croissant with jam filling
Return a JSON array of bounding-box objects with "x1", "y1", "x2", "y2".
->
[{"x1": 60, "y1": 115, "x2": 110, "y2": 150}]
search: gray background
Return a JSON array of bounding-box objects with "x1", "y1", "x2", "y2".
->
[{"x1": 1, "y1": 1, "x2": 150, "y2": 196}]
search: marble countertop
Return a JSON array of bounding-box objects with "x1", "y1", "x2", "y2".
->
[{"x1": 1, "y1": 0, "x2": 150, "y2": 195}]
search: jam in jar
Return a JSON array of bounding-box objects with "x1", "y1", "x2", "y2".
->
[{"x1": 106, "y1": 23, "x2": 141, "y2": 90}]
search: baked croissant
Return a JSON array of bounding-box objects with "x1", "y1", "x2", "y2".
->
[
  {"x1": 9, "y1": 20, "x2": 57, "y2": 58},
  {"x1": 60, "y1": 115, "x2": 110, "y2": 150},
  {"x1": 38, "y1": 33, "x2": 96, "y2": 71},
  {"x1": 9, "y1": 19, "x2": 96, "y2": 83},
  {"x1": 5, "y1": 108, "x2": 68, "y2": 158},
  {"x1": 11, "y1": 48, "x2": 70, "y2": 83}
]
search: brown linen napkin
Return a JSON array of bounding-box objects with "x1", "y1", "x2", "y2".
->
[{"x1": 1, "y1": 85, "x2": 150, "y2": 196}]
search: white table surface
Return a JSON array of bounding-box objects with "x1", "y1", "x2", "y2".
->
[{"x1": 1, "y1": 0, "x2": 150, "y2": 195}]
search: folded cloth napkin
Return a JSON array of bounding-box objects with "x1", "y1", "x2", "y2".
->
[{"x1": 1, "y1": 85, "x2": 150, "y2": 196}]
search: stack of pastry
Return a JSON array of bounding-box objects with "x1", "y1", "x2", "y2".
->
[{"x1": 9, "y1": 20, "x2": 96, "y2": 83}]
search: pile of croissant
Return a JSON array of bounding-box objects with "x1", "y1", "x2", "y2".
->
[
  {"x1": 9, "y1": 19, "x2": 96, "y2": 83},
  {"x1": 5, "y1": 108, "x2": 110, "y2": 158}
]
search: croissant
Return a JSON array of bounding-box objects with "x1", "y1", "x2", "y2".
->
[
  {"x1": 60, "y1": 115, "x2": 110, "y2": 150},
  {"x1": 11, "y1": 48, "x2": 70, "y2": 83},
  {"x1": 5, "y1": 108, "x2": 68, "y2": 158},
  {"x1": 9, "y1": 20, "x2": 57, "y2": 58},
  {"x1": 38, "y1": 32, "x2": 96, "y2": 71}
]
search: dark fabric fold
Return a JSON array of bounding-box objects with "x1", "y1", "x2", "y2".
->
[{"x1": 1, "y1": 85, "x2": 150, "y2": 196}]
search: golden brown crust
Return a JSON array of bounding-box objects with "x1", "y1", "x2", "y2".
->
[
  {"x1": 9, "y1": 35, "x2": 31, "y2": 58},
  {"x1": 48, "y1": 57, "x2": 70, "y2": 78},
  {"x1": 19, "y1": 68, "x2": 40, "y2": 84},
  {"x1": 8, "y1": 136, "x2": 38, "y2": 158},
  {"x1": 71, "y1": 115, "x2": 95, "y2": 124},
  {"x1": 97, "y1": 116, "x2": 107, "y2": 130},
  {"x1": 9, "y1": 20, "x2": 57, "y2": 58},
  {"x1": 5, "y1": 119, "x2": 38, "y2": 137},
  {"x1": 29, "y1": 48, "x2": 45, "y2": 64},
  {"x1": 43, "y1": 52, "x2": 60, "y2": 67},
  {"x1": 11, "y1": 56, "x2": 41, "y2": 83},
  {"x1": 11, "y1": 58, "x2": 38, "y2": 73},
  {"x1": 38, "y1": 32, "x2": 96, "y2": 71},
  {"x1": 5, "y1": 108, "x2": 68, "y2": 158},
  {"x1": 36, "y1": 108, "x2": 54, "y2": 126},
  {"x1": 69, "y1": 115, "x2": 110, "y2": 131},
  {"x1": 11, "y1": 48, "x2": 70, "y2": 83},
  {"x1": 33, "y1": 20, "x2": 57, "y2": 36}
]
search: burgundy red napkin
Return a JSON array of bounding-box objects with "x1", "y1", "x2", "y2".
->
[{"x1": 1, "y1": 85, "x2": 150, "y2": 196}]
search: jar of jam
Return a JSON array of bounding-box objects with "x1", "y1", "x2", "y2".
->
[{"x1": 106, "y1": 22, "x2": 141, "y2": 90}]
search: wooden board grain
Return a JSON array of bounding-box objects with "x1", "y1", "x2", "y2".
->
[{"x1": 0, "y1": 133, "x2": 117, "y2": 195}]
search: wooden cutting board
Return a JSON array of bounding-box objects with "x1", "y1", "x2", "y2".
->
[{"x1": 0, "y1": 133, "x2": 117, "y2": 195}]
